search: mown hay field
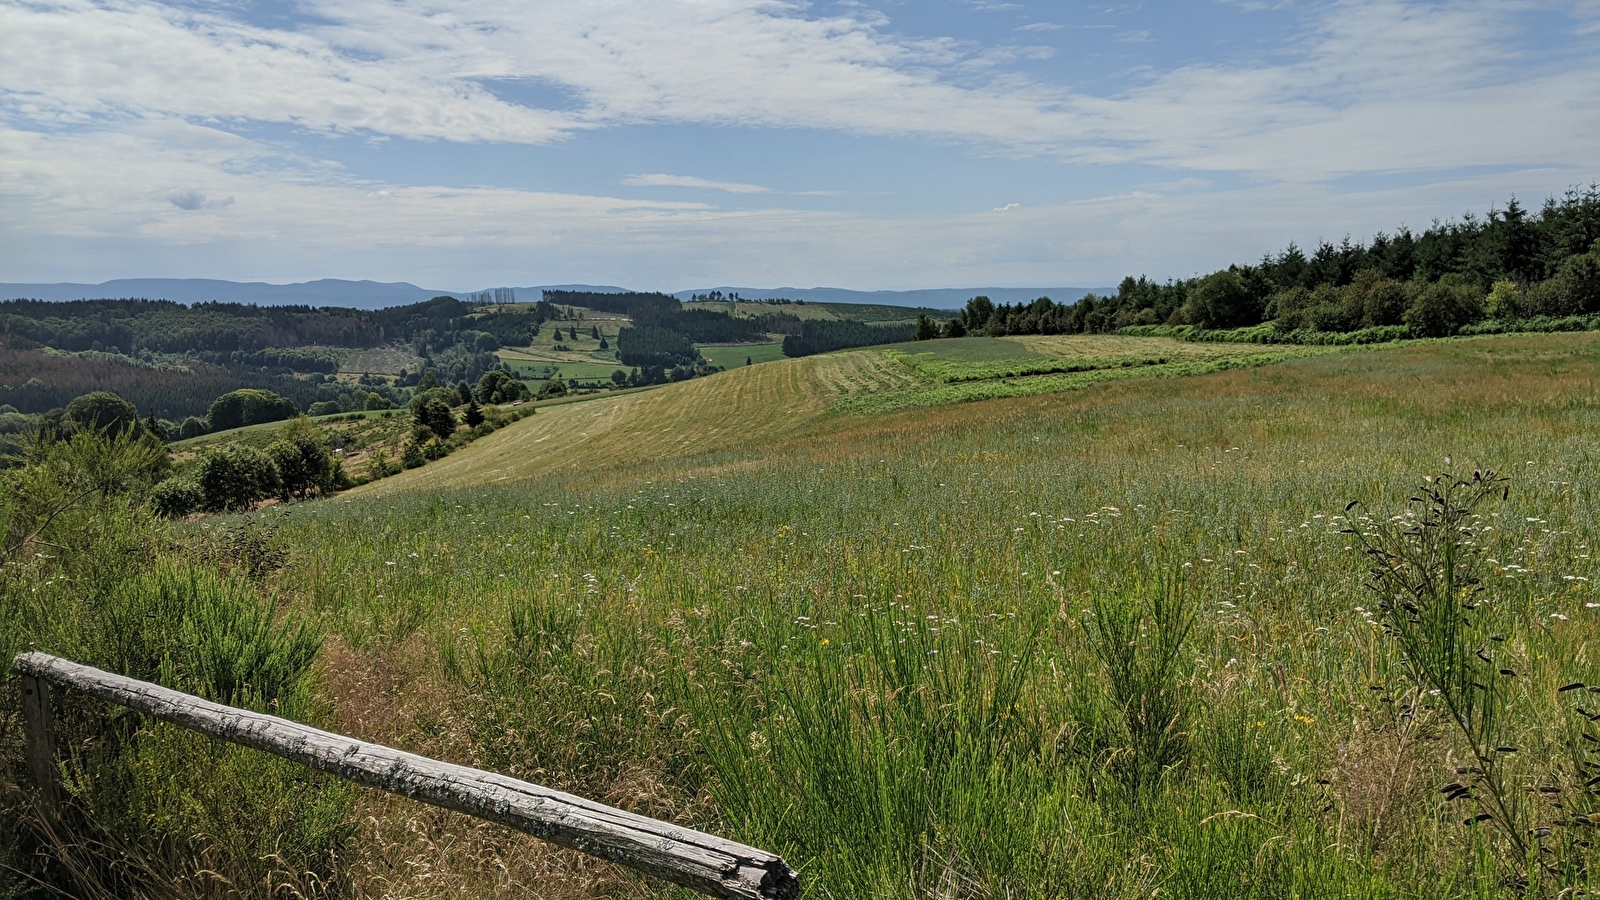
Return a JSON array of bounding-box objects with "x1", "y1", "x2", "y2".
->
[{"x1": 10, "y1": 332, "x2": 1600, "y2": 900}]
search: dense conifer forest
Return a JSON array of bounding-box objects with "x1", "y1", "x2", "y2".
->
[{"x1": 933, "y1": 186, "x2": 1600, "y2": 341}]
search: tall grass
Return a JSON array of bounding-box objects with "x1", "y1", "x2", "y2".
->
[
  {"x1": 1, "y1": 494, "x2": 350, "y2": 899},
  {"x1": 10, "y1": 332, "x2": 1600, "y2": 898}
]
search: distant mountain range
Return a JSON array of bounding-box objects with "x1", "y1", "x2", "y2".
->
[{"x1": 0, "y1": 278, "x2": 1113, "y2": 310}]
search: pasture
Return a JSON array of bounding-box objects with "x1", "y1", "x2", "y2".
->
[
  {"x1": 9, "y1": 331, "x2": 1600, "y2": 899},
  {"x1": 695, "y1": 342, "x2": 788, "y2": 369}
]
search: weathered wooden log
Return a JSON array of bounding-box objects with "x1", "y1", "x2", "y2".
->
[
  {"x1": 12, "y1": 651, "x2": 797, "y2": 900},
  {"x1": 18, "y1": 673, "x2": 59, "y2": 812}
]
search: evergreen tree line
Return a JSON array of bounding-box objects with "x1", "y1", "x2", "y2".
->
[
  {"x1": 0, "y1": 298, "x2": 391, "y2": 353},
  {"x1": 0, "y1": 339, "x2": 398, "y2": 419},
  {"x1": 616, "y1": 323, "x2": 703, "y2": 367},
  {"x1": 929, "y1": 186, "x2": 1600, "y2": 340},
  {"x1": 0, "y1": 294, "x2": 557, "y2": 361},
  {"x1": 781, "y1": 319, "x2": 917, "y2": 357},
  {"x1": 543, "y1": 290, "x2": 768, "y2": 344}
]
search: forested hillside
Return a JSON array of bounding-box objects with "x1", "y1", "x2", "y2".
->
[{"x1": 930, "y1": 185, "x2": 1600, "y2": 342}]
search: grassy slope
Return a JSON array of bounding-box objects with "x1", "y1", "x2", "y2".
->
[
  {"x1": 271, "y1": 332, "x2": 1600, "y2": 899},
  {"x1": 696, "y1": 342, "x2": 787, "y2": 369},
  {"x1": 360, "y1": 335, "x2": 1325, "y2": 490}
]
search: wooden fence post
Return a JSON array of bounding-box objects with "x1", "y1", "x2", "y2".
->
[{"x1": 19, "y1": 673, "x2": 59, "y2": 812}]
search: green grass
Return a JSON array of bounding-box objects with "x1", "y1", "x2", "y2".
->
[
  {"x1": 12, "y1": 332, "x2": 1600, "y2": 899},
  {"x1": 499, "y1": 356, "x2": 627, "y2": 383},
  {"x1": 684, "y1": 300, "x2": 945, "y2": 324},
  {"x1": 340, "y1": 345, "x2": 422, "y2": 375},
  {"x1": 170, "y1": 408, "x2": 399, "y2": 449},
  {"x1": 268, "y1": 332, "x2": 1600, "y2": 898},
  {"x1": 847, "y1": 347, "x2": 1338, "y2": 412},
  {"x1": 696, "y1": 342, "x2": 788, "y2": 369}
]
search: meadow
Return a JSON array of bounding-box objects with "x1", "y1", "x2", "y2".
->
[
  {"x1": 7, "y1": 332, "x2": 1600, "y2": 899},
  {"x1": 695, "y1": 342, "x2": 788, "y2": 370}
]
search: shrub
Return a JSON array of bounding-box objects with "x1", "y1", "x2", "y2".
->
[
  {"x1": 1182, "y1": 270, "x2": 1262, "y2": 330},
  {"x1": 1082, "y1": 569, "x2": 1196, "y2": 796},
  {"x1": 411, "y1": 397, "x2": 456, "y2": 438},
  {"x1": 367, "y1": 448, "x2": 396, "y2": 479},
  {"x1": 177, "y1": 415, "x2": 207, "y2": 439},
  {"x1": 1485, "y1": 279, "x2": 1524, "y2": 320},
  {"x1": 197, "y1": 444, "x2": 280, "y2": 512},
  {"x1": 150, "y1": 476, "x2": 204, "y2": 518},
  {"x1": 401, "y1": 441, "x2": 426, "y2": 469},
  {"x1": 65, "y1": 390, "x2": 139, "y2": 436},
  {"x1": 475, "y1": 370, "x2": 531, "y2": 404},
  {"x1": 207, "y1": 389, "x2": 297, "y2": 432},
  {"x1": 1404, "y1": 278, "x2": 1484, "y2": 336}
]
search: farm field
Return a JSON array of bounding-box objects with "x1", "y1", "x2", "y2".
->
[
  {"x1": 694, "y1": 341, "x2": 787, "y2": 369},
  {"x1": 340, "y1": 346, "x2": 423, "y2": 375},
  {"x1": 10, "y1": 332, "x2": 1600, "y2": 899},
  {"x1": 683, "y1": 299, "x2": 942, "y2": 324},
  {"x1": 384, "y1": 334, "x2": 1339, "y2": 490}
]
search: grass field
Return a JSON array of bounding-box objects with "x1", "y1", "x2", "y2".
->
[
  {"x1": 696, "y1": 342, "x2": 788, "y2": 369},
  {"x1": 11, "y1": 332, "x2": 1600, "y2": 899},
  {"x1": 683, "y1": 300, "x2": 945, "y2": 324},
  {"x1": 264, "y1": 332, "x2": 1600, "y2": 898},
  {"x1": 392, "y1": 336, "x2": 1339, "y2": 490},
  {"x1": 341, "y1": 346, "x2": 423, "y2": 375},
  {"x1": 498, "y1": 354, "x2": 626, "y2": 383}
]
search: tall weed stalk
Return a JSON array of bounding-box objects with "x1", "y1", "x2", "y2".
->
[{"x1": 1348, "y1": 470, "x2": 1539, "y2": 873}]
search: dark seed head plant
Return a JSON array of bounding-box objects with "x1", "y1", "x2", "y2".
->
[{"x1": 1348, "y1": 468, "x2": 1597, "y2": 890}]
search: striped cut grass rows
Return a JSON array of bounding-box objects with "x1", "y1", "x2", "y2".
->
[{"x1": 359, "y1": 335, "x2": 1333, "y2": 490}]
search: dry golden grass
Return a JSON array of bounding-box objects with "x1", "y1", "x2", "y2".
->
[
  {"x1": 1009, "y1": 333, "x2": 1278, "y2": 360},
  {"x1": 356, "y1": 354, "x2": 833, "y2": 492},
  {"x1": 354, "y1": 331, "x2": 1600, "y2": 506}
]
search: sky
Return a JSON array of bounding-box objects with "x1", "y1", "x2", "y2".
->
[{"x1": 2, "y1": 0, "x2": 1598, "y2": 291}]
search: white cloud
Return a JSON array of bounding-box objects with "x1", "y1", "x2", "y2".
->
[
  {"x1": 2, "y1": 117, "x2": 1580, "y2": 288},
  {"x1": 4, "y1": 0, "x2": 1596, "y2": 181},
  {"x1": 2, "y1": 0, "x2": 1598, "y2": 285},
  {"x1": 1015, "y1": 22, "x2": 1063, "y2": 31},
  {"x1": 0, "y1": 0, "x2": 580, "y2": 142},
  {"x1": 622, "y1": 174, "x2": 772, "y2": 193}
]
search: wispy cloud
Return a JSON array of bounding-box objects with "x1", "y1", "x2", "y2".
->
[
  {"x1": 5, "y1": 0, "x2": 1594, "y2": 177},
  {"x1": 2, "y1": 0, "x2": 1597, "y2": 285},
  {"x1": 622, "y1": 174, "x2": 772, "y2": 193},
  {"x1": 1015, "y1": 22, "x2": 1062, "y2": 31}
]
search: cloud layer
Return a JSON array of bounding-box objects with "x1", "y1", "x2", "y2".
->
[{"x1": 1, "y1": 0, "x2": 1597, "y2": 286}]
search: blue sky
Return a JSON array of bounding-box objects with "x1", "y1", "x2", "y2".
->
[{"x1": 2, "y1": 0, "x2": 1597, "y2": 291}]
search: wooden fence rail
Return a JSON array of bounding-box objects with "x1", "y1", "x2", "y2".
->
[{"x1": 12, "y1": 651, "x2": 798, "y2": 900}]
